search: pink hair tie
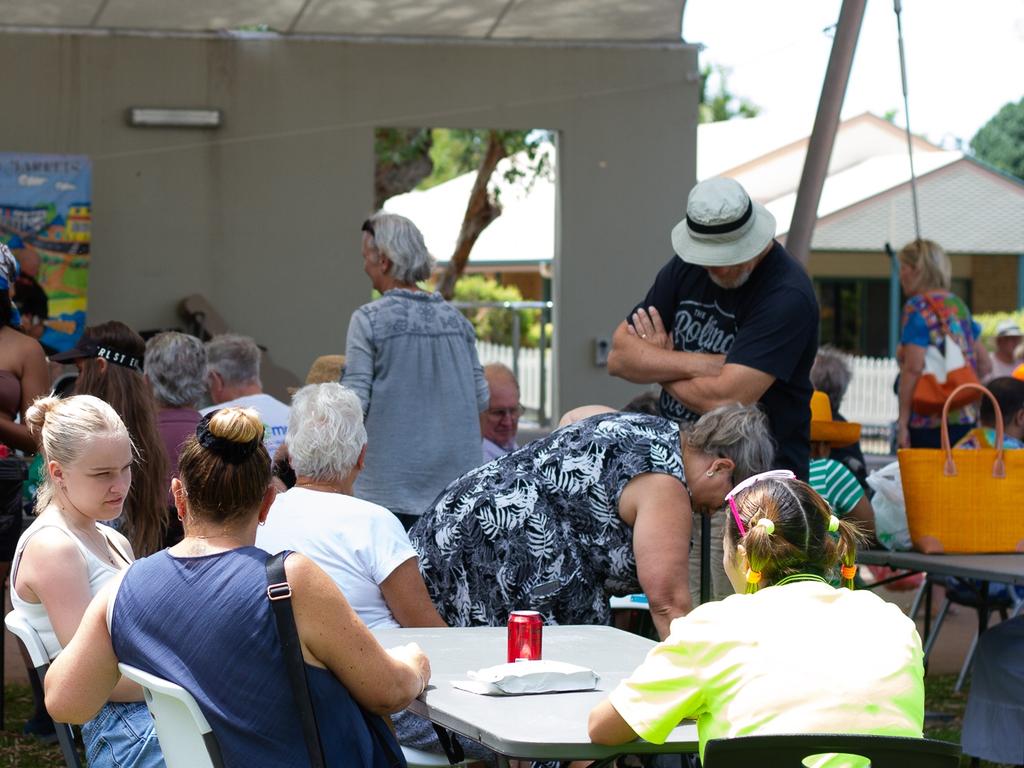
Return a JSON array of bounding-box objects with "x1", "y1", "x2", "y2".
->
[{"x1": 726, "y1": 469, "x2": 796, "y2": 536}]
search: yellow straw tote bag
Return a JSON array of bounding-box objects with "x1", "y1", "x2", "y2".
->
[{"x1": 898, "y1": 383, "x2": 1024, "y2": 553}]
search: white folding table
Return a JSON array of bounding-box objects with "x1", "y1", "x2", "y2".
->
[{"x1": 373, "y1": 625, "x2": 698, "y2": 765}]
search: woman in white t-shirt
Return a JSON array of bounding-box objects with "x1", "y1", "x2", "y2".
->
[
  {"x1": 257, "y1": 382, "x2": 480, "y2": 760},
  {"x1": 589, "y1": 473, "x2": 924, "y2": 767},
  {"x1": 256, "y1": 382, "x2": 442, "y2": 629}
]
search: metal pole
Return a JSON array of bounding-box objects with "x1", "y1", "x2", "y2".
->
[
  {"x1": 893, "y1": 0, "x2": 922, "y2": 242},
  {"x1": 700, "y1": 513, "x2": 711, "y2": 606},
  {"x1": 786, "y1": 0, "x2": 867, "y2": 266},
  {"x1": 887, "y1": 242, "x2": 901, "y2": 357},
  {"x1": 537, "y1": 306, "x2": 548, "y2": 426},
  {"x1": 510, "y1": 305, "x2": 521, "y2": 383}
]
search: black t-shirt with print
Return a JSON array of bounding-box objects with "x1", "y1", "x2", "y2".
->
[{"x1": 630, "y1": 241, "x2": 819, "y2": 480}]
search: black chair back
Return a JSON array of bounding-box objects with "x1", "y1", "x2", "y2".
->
[{"x1": 703, "y1": 734, "x2": 960, "y2": 768}]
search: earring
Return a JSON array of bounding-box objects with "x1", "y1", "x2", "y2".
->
[{"x1": 706, "y1": 470, "x2": 715, "y2": 477}]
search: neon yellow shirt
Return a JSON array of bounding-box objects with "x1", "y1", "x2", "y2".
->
[{"x1": 608, "y1": 579, "x2": 924, "y2": 765}]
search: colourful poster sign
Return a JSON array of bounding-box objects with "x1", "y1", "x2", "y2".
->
[{"x1": 0, "y1": 153, "x2": 91, "y2": 352}]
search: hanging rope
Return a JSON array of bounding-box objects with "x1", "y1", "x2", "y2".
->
[{"x1": 893, "y1": 0, "x2": 922, "y2": 241}]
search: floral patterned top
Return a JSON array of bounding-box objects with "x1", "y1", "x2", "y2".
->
[
  {"x1": 900, "y1": 290, "x2": 982, "y2": 429},
  {"x1": 408, "y1": 412, "x2": 686, "y2": 628}
]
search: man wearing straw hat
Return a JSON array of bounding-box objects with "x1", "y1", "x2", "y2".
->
[
  {"x1": 609, "y1": 176, "x2": 818, "y2": 481},
  {"x1": 808, "y1": 391, "x2": 875, "y2": 538},
  {"x1": 609, "y1": 176, "x2": 818, "y2": 602}
]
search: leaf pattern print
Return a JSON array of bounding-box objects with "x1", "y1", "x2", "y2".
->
[{"x1": 408, "y1": 412, "x2": 687, "y2": 628}]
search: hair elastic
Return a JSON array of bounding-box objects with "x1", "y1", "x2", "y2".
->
[
  {"x1": 755, "y1": 518, "x2": 775, "y2": 534},
  {"x1": 726, "y1": 469, "x2": 796, "y2": 536},
  {"x1": 745, "y1": 568, "x2": 762, "y2": 584},
  {"x1": 840, "y1": 564, "x2": 857, "y2": 580},
  {"x1": 828, "y1": 515, "x2": 840, "y2": 533},
  {"x1": 196, "y1": 413, "x2": 262, "y2": 465}
]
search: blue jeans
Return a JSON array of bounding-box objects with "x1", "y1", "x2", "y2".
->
[{"x1": 82, "y1": 702, "x2": 163, "y2": 768}]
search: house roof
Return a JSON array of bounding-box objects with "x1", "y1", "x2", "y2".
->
[
  {"x1": 808, "y1": 157, "x2": 1024, "y2": 254},
  {"x1": 0, "y1": 0, "x2": 687, "y2": 42},
  {"x1": 700, "y1": 111, "x2": 1024, "y2": 254},
  {"x1": 384, "y1": 147, "x2": 555, "y2": 266}
]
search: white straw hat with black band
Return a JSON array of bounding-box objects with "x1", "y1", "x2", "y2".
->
[{"x1": 670, "y1": 177, "x2": 777, "y2": 267}]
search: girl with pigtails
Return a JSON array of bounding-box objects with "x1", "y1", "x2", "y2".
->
[{"x1": 589, "y1": 471, "x2": 925, "y2": 766}]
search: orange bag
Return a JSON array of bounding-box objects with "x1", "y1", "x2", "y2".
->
[
  {"x1": 910, "y1": 295, "x2": 981, "y2": 416},
  {"x1": 898, "y1": 383, "x2": 1024, "y2": 553}
]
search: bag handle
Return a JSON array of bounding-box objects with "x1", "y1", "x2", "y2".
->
[
  {"x1": 940, "y1": 382, "x2": 1006, "y2": 479},
  {"x1": 265, "y1": 552, "x2": 327, "y2": 768}
]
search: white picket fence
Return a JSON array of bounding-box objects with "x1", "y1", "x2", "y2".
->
[
  {"x1": 476, "y1": 340, "x2": 553, "y2": 421},
  {"x1": 843, "y1": 355, "x2": 900, "y2": 426}
]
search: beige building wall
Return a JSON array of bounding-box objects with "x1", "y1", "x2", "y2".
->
[
  {"x1": 809, "y1": 250, "x2": 1017, "y2": 315},
  {"x1": 0, "y1": 32, "x2": 698, "y2": 412},
  {"x1": 970, "y1": 254, "x2": 1018, "y2": 314}
]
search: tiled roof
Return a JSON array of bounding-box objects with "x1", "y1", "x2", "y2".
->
[{"x1": 807, "y1": 158, "x2": 1024, "y2": 253}]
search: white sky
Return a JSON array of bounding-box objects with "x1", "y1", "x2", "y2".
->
[{"x1": 683, "y1": 0, "x2": 1024, "y2": 148}]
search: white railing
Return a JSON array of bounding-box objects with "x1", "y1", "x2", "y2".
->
[{"x1": 476, "y1": 340, "x2": 553, "y2": 421}]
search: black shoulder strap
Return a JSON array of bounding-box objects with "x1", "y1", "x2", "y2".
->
[{"x1": 266, "y1": 551, "x2": 326, "y2": 768}]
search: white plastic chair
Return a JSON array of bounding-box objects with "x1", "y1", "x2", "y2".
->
[
  {"x1": 403, "y1": 743, "x2": 470, "y2": 766},
  {"x1": 118, "y1": 663, "x2": 224, "y2": 768},
  {"x1": 4, "y1": 611, "x2": 82, "y2": 768}
]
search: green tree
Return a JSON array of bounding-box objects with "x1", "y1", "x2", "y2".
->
[
  {"x1": 970, "y1": 97, "x2": 1024, "y2": 180},
  {"x1": 698, "y1": 64, "x2": 759, "y2": 123},
  {"x1": 451, "y1": 274, "x2": 540, "y2": 347},
  {"x1": 375, "y1": 64, "x2": 750, "y2": 297},
  {"x1": 373, "y1": 127, "x2": 434, "y2": 209}
]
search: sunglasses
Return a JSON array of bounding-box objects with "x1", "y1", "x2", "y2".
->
[{"x1": 726, "y1": 469, "x2": 796, "y2": 537}]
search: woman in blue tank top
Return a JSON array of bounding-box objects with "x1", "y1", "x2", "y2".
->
[{"x1": 44, "y1": 406, "x2": 431, "y2": 768}]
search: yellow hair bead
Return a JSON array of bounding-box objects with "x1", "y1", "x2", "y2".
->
[{"x1": 746, "y1": 568, "x2": 762, "y2": 584}]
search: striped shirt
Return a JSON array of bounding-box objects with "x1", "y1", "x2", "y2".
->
[{"x1": 809, "y1": 458, "x2": 864, "y2": 516}]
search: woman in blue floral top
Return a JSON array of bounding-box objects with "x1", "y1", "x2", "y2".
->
[
  {"x1": 409, "y1": 404, "x2": 774, "y2": 640},
  {"x1": 896, "y1": 239, "x2": 991, "y2": 448}
]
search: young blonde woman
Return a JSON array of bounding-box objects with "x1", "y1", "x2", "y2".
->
[
  {"x1": 589, "y1": 473, "x2": 925, "y2": 766},
  {"x1": 11, "y1": 395, "x2": 162, "y2": 767},
  {"x1": 45, "y1": 407, "x2": 429, "y2": 767}
]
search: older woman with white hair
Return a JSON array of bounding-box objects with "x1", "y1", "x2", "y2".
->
[
  {"x1": 342, "y1": 211, "x2": 488, "y2": 529},
  {"x1": 257, "y1": 383, "x2": 485, "y2": 761},
  {"x1": 257, "y1": 382, "x2": 443, "y2": 628},
  {"x1": 411, "y1": 403, "x2": 776, "y2": 641}
]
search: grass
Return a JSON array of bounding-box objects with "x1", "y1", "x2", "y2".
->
[
  {"x1": 0, "y1": 676, "x2": 1012, "y2": 766},
  {"x1": 0, "y1": 684, "x2": 74, "y2": 767},
  {"x1": 924, "y1": 675, "x2": 1015, "y2": 768}
]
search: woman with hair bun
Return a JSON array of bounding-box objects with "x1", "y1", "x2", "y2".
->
[
  {"x1": 11, "y1": 394, "x2": 161, "y2": 767},
  {"x1": 53, "y1": 320, "x2": 169, "y2": 556},
  {"x1": 45, "y1": 407, "x2": 430, "y2": 768},
  {"x1": 590, "y1": 473, "x2": 925, "y2": 764}
]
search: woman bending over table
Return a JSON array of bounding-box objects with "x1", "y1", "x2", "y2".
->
[
  {"x1": 589, "y1": 474, "x2": 924, "y2": 765},
  {"x1": 45, "y1": 407, "x2": 430, "y2": 767},
  {"x1": 410, "y1": 403, "x2": 775, "y2": 640}
]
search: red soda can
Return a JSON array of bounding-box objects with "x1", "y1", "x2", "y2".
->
[{"x1": 507, "y1": 610, "x2": 543, "y2": 662}]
